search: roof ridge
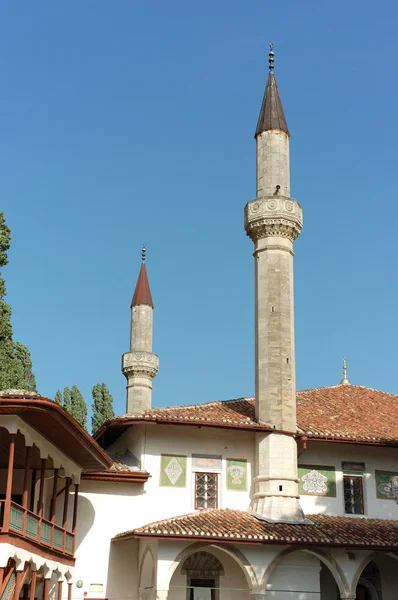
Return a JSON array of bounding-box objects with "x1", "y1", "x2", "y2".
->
[
  {"x1": 120, "y1": 397, "x2": 255, "y2": 418},
  {"x1": 297, "y1": 384, "x2": 398, "y2": 397}
]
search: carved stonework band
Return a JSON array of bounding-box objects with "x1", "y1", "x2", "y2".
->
[
  {"x1": 244, "y1": 196, "x2": 303, "y2": 242},
  {"x1": 122, "y1": 351, "x2": 159, "y2": 379}
]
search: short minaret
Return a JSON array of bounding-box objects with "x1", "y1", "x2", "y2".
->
[
  {"x1": 244, "y1": 46, "x2": 307, "y2": 523},
  {"x1": 122, "y1": 246, "x2": 159, "y2": 413}
]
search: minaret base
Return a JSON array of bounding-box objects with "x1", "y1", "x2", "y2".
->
[
  {"x1": 249, "y1": 497, "x2": 311, "y2": 524},
  {"x1": 249, "y1": 432, "x2": 310, "y2": 524}
]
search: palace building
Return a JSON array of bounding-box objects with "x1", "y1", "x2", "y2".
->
[{"x1": 1, "y1": 47, "x2": 397, "y2": 600}]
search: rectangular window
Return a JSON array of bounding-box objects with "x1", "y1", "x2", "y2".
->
[
  {"x1": 189, "y1": 579, "x2": 215, "y2": 600},
  {"x1": 195, "y1": 473, "x2": 218, "y2": 509},
  {"x1": 343, "y1": 475, "x2": 364, "y2": 514}
]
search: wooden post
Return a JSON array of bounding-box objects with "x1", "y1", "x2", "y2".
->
[
  {"x1": 29, "y1": 571, "x2": 37, "y2": 600},
  {"x1": 29, "y1": 469, "x2": 37, "y2": 513},
  {"x1": 57, "y1": 581, "x2": 62, "y2": 600},
  {"x1": 62, "y1": 478, "x2": 71, "y2": 529},
  {"x1": 49, "y1": 468, "x2": 59, "y2": 547},
  {"x1": 67, "y1": 583, "x2": 72, "y2": 600},
  {"x1": 43, "y1": 578, "x2": 50, "y2": 600},
  {"x1": 49, "y1": 469, "x2": 59, "y2": 522},
  {"x1": 37, "y1": 459, "x2": 46, "y2": 516},
  {"x1": 71, "y1": 484, "x2": 79, "y2": 553},
  {"x1": 36, "y1": 458, "x2": 46, "y2": 543},
  {"x1": 3, "y1": 434, "x2": 16, "y2": 532},
  {"x1": 13, "y1": 563, "x2": 30, "y2": 600},
  {"x1": 22, "y1": 446, "x2": 32, "y2": 534},
  {"x1": 62, "y1": 478, "x2": 71, "y2": 551}
]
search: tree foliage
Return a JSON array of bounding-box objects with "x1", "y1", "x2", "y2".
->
[
  {"x1": 70, "y1": 384, "x2": 87, "y2": 429},
  {"x1": 0, "y1": 212, "x2": 36, "y2": 391},
  {"x1": 54, "y1": 389, "x2": 62, "y2": 405},
  {"x1": 63, "y1": 386, "x2": 71, "y2": 412},
  {"x1": 91, "y1": 382, "x2": 115, "y2": 433}
]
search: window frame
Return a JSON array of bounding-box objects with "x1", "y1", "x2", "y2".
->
[
  {"x1": 343, "y1": 472, "x2": 365, "y2": 515},
  {"x1": 194, "y1": 472, "x2": 219, "y2": 510}
]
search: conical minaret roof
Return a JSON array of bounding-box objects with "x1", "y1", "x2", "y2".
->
[
  {"x1": 131, "y1": 246, "x2": 154, "y2": 308},
  {"x1": 255, "y1": 45, "x2": 289, "y2": 137}
]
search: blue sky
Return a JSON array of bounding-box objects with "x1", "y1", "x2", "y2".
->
[{"x1": 1, "y1": 0, "x2": 397, "y2": 421}]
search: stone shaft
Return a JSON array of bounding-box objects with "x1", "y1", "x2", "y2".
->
[
  {"x1": 254, "y1": 235, "x2": 296, "y2": 430},
  {"x1": 131, "y1": 305, "x2": 153, "y2": 352},
  {"x1": 256, "y1": 130, "x2": 290, "y2": 198}
]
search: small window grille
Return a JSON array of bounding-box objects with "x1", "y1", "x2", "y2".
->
[
  {"x1": 195, "y1": 473, "x2": 218, "y2": 509},
  {"x1": 343, "y1": 475, "x2": 364, "y2": 514}
]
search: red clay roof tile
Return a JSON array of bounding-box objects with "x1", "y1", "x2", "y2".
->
[
  {"x1": 114, "y1": 509, "x2": 398, "y2": 550},
  {"x1": 98, "y1": 384, "x2": 398, "y2": 445}
]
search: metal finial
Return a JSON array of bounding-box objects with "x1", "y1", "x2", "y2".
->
[
  {"x1": 269, "y1": 43, "x2": 274, "y2": 71},
  {"x1": 141, "y1": 244, "x2": 146, "y2": 263},
  {"x1": 340, "y1": 356, "x2": 350, "y2": 385}
]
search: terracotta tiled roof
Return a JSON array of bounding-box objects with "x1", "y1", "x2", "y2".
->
[
  {"x1": 108, "y1": 450, "x2": 141, "y2": 472},
  {"x1": 114, "y1": 509, "x2": 398, "y2": 550},
  {"x1": 296, "y1": 384, "x2": 398, "y2": 443},
  {"x1": 97, "y1": 384, "x2": 398, "y2": 446},
  {"x1": 131, "y1": 263, "x2": 153, "y2": 308}
]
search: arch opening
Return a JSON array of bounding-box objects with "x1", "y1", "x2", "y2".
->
[
  {"x1": 168, "y1": 546, "x2": 251, "y2": 600},
  {"x1": 263, "y1": 548, "x2": 347, "y2": 599}
]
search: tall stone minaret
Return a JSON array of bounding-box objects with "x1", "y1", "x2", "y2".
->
[
  {"x1": 122, "y1": 246, "x2": 159, "y2": 413},
  {"x1": 245, "y1": 46, "x2": 307, "y2": 523}
]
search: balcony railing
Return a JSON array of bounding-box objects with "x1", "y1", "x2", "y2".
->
[{"x1": 0, "y1": 500, "x2": 74, "y2": 557}]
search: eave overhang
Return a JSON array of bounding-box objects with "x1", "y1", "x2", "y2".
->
[
  {"x1": 0, "y1": 395, "x2": 112, "y2": 471},
  {"x1": 82, "y1": 470, "x2": 150, "y2": 484}
]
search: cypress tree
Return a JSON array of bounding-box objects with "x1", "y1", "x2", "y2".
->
[
  {"x1": 63, "y1": 386, "x2": 71, "y2": 412},
  {"x1": 14, "y1": 342, "x2": 37, "y2": 391},
  {"x1": 0, "y1": 212, "x2": 36, "y2": 391},
  {"x1": 91, "y1": 382, "x2": 115, "y2": 433},
  {"x1": 70, "y1": 384, "x2": 87, "y2": 429},
  {"x1": 54, "y1": 389, "x2": 62, "y2": 405}
]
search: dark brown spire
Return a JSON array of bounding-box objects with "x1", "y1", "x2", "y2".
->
[
  {"x1": 255, "y1": 45, "x2": 289, "y2": 137},
  {"x1": 131, "y1": 246, "x2": 154, "y2": 308}
]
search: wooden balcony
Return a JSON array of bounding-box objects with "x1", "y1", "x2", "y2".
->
[{"x1": 0, "y1": 500, "x2": 74, "y2": 557}]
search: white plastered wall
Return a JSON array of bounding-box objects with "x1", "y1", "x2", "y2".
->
[{"x1": 298, "y1": 441, "x2": 398, "y2": 519}]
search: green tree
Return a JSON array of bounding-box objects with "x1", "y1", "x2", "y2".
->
[
  {"x1": 54, "y1": 389, "x2": 62, "y2": 405},
  {"x1": 63, "y1": 386, "x2": 71, "y2": 412},
  {"x1": 15, "y1": 342, "x2": 36, "y2": 391},
  {"x1": 70, "y1": 384, "x2": 87, "y2": 429},
  {"x1": 91, "y1": 382, "x2": 115, "y2": 433},
  {"x1": 0, "y1": 212, "x2": 36, "y2": 391}
]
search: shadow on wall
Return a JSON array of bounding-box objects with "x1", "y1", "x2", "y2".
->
[
  {"x1": 75, "y1": 494, "x2": 96, "y2": 551},
  {"x1": 106, "y1": 538, "x2": 139, "y2": 600}
]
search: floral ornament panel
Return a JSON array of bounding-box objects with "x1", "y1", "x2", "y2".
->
[
  {"x1": 227, "y1": 459, "x2": 247, "y2": 491},
  {"x1": 376, "y1": 470, "x2": 398, "y2": 501},
  {"x1": 298, "y1": 465, "x2": 336, "y2": 497},
  {"x1": 160, "y1": 455, "x2": 186, "y2": 487}
]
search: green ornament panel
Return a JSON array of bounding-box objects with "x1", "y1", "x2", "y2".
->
[
  {"x1": 226, "y1": 459, "x2": 247, "y2": 491},
  {"x1": 298, "y1": 464, "x2": 336, "y2": 497},
  {"x1": 160, "y1": 455, "x2": 186, "y2": 487},
  {"x1": 375, "y1": 470, "x2": 398, "y2": 500}
]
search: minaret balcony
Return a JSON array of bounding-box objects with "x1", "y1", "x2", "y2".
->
[
  {"x1": 122, "y1": 351, "x2": 159, "y2": 378},
  {"x1": 244, "y1": 196, "x2": 303, "y2": 242}
]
